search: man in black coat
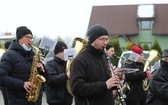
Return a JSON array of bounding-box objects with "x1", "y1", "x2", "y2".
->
[
  {"x1": 70, "y1": 24, "x2": 120, "y2": 105},
  {"x1": 45, "y1": 41, "x2": 73, "y2": 105},
  {"x1": 0, "y1": 26, "x2": 48, "y2": 105},
  {"x1": 146, "y1": 49, "x2": 168, "y2": 105}
]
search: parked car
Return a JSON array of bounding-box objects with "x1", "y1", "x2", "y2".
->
[{"x1": 117, "y1": 50, "x2": 156, "y2": 72}]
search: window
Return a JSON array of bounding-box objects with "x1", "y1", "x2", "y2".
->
[
  {"x1": 141, "y1": 21, "x2": 151, "y2": 30},
  {"x1": 140, "y1": 42, "x2": 152, "y2": 48}
]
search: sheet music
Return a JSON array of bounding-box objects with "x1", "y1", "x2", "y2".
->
[
  {"x1": 39, "y1": 37, "x2": 57, "y2": 52},
  {"x1": 128, "y1": 52, "x2": 139, "y2": 62}
]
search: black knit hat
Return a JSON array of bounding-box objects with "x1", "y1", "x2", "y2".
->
[
  {"x1": 16, "y1": 26, "x2": 32, "y2": 40},
  {"x1": 4, "y1": 41, "x2": 11, "y2": 49},
  {"x1": 86, "y1": 24, "x2": 109, "y2": 44},
  {"x1": 54, "y1": 41, "x2": 67, "y2": 55},
  {"x1": 162, "y1": 49, "x2": 168, "y2": 58},
  {"x1": 106, "y1": 44, "x2": 114, "y2": 50}
]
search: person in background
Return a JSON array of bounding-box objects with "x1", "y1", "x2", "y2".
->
[
  {"x1": 146, "y1": 49, "x2": 168, "y2": 105},
  {"x1": 123, "y1": 45, "x2": 151, "y2": 105},
  {"x1": 106, "y1": 44, "x2": 118, "y2": 96},
  {"x1": 45, "y1": 41, "x2": 73, "y2": 105},
  {"x1": 0, "y1": 41, "x2": 11, "y2": 105},
  {"x1": 0, "y1": 26, "x2": 48, "y2": 105},
  {"x1": 70, "y1": 24, "x2": 120, "y2": 105},
  {"x1": 106, "y1": 44, "x2": 115, "y2": 59}
]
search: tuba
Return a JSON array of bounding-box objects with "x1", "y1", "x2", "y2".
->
[
  {"x1": 26, "y1": 45, "x2": 46, "y2": 102},
  {"x1": 142, "y1": 49, "x2": 160, "y2": 91},
  {"x1": 66, "y1": 37, "x2": 88, "y2": 96}
]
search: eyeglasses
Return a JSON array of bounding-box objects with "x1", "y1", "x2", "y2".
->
[
  {"x1": 98, "y1": 38, "x2": 109, "y2": 42},
  {"x1": 24, "y1": 35, "x2": 33, "y2": 40}
]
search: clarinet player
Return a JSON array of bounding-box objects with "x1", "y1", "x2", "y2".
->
[
  {"x1": 70, "y1": 24, "x2": 120, "y2": 105},
  {"x1": 0, "y1": 26, "x2": 48, "y2": 105}
]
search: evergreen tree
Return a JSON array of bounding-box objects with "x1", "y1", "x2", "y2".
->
[
  {"x1": 125, "y1": 41, "x2": 135, "y2": 50},
  {"x1": 150, "y1": 39, "x2": 162, "y2": 55},
  {"x1": 143, "y1": 43, "x2": 149, "y2": 50}
]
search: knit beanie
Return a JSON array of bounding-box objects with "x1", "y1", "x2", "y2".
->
[
  {"x1": 106, "y1": 44, "x2": 113, "y2": 50},
  {"x1": 162, "y1": 49, "x2": 168, "y2": 58},
  {"x1": 16, "y1": 26, "x2": 32, "y2": 40},
  {"x1": 54, "y1": 41, "x2": 67, "y2": 55},
  {"x1": 86, "y1": 24, "x2": 109, "y2": 44},
  {"x1": 4, "y1": 41, "x2": 11, "y2": 49},
  {"x1": 131, "y1": 45, "x2": 143, "y2": 54}
]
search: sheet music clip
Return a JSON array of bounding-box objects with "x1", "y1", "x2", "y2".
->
[
  {"x1": 68, "y1": 55, "x2": 74, "y2": 60},
  {"x1": 115, "y1": 68, "x2": 139, "y2": 73},
  {"x1": 64, "y1": 48, "x2": 76, "y2": 61}
]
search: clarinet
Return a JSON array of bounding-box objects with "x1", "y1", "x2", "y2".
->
[{"x1": 104, "y1": 48, "x2": 126, "y2": 105}]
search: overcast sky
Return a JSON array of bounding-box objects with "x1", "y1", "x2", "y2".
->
[{"x1": 0, "y1": 0, "x2": 168, "y2": 40}]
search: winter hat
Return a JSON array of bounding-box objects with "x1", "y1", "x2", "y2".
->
[
  {"x1": 162, "y1": 49, "x2": 168, "y2": 58},
  {"x1": 131, "y1": 45, "x2": 143, "y2": 54},
  {"x1": 4, "y1": 41, "x2": 11, "y2": 49},
  {"x1": 106, "y1": 44, "x2": 113, "y2": 50},
  {"x1": 54, "y1": 41, "x2": 67, "y2": 55},
  {"x1": 86, "y1": 24, "x2": 109, "y2": 44},
  {"x1": 16, "y1": 26, "x2": 32, "y2": 40}
]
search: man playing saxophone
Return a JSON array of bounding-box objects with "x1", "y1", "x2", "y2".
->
[{"x1": 0, "y1": 26, "x2": 48, "y2": 105}]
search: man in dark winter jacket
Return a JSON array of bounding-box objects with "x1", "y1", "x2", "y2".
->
[
  {"x1": 70, "y1": 24, "x2": 120, "y2": 105},
  {"x1": 0, "y1": 26, "x2": 48, "y2": 105},
  {"x1": 146, "y1": 49, "x2": 168, "y2": 105},
  {"x1": 45, "y1": 41, "x2": 73, "y2": 105}
]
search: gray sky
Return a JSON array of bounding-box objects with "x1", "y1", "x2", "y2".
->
[{"x1": 0, "y1": 0, "x2": 168, "y2": 40}]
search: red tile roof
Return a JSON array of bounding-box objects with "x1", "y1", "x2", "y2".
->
[{"x1": 88, "y1": 4, "x2": 168, "y2": 36}]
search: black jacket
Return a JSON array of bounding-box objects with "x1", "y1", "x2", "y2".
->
[
  {"x1": 124, "y1": 61, "x2": 147, "y2": 101},
  {"x1": 45, "y1": 56, "x2": 73, "y2": 105},
  {"x1": 0, "y1": 40, "x2": 48, "y2": 105},
  {"x1": 70, "y1": 45, "x2": 113, "y2": 105},
  {"x1": 146, "y1": 60, "x2": 168, "y2": 105}
]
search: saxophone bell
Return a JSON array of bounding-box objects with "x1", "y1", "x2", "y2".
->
[{"x1": 36, "y1": 74, "x2": 46, "y2": 82}]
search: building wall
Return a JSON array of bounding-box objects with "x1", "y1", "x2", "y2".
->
[{"x1": 118, "y1": 20, "x2": 168, "y2": 51}]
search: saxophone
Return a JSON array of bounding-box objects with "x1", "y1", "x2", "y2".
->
[{"x1": 26, "y1": 45, "x2": 46, "y2": 102}]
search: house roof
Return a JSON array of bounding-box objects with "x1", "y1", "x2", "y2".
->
[
  {"x1": 0, "y1": 35, "x2": 15, "y2": 39},
  {"x1": 88, "y1": 4, "x2": 168, "y2": 36},
  {"x1": 153, "y1": 4, "x2": 168, "y2": 35}
]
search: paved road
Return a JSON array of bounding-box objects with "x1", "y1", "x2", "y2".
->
[
  {"x1": 0, "y1": 91, "x2": 75, "y2": 105},
  {"x1": 0, "y1": 91, "x2": 47, "y2": 105}
]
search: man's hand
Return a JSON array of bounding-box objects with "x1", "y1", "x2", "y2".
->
[
  {"x1": 37, "y1": 63, "x2": 45, "y2": 72},
  {"x1": 24, "y1": 81, "x2": 33, "y2": 93},
  {"x1": 106, "y1": 76, "x2": 120, "y2": 89}
]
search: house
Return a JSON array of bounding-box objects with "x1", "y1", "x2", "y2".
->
[
  {"x1": 88, "y1": 4, "x2": 168, "y2": 51},
  {"x1": 0, "y1": 32, "x2": 15, "y2": 46}
]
